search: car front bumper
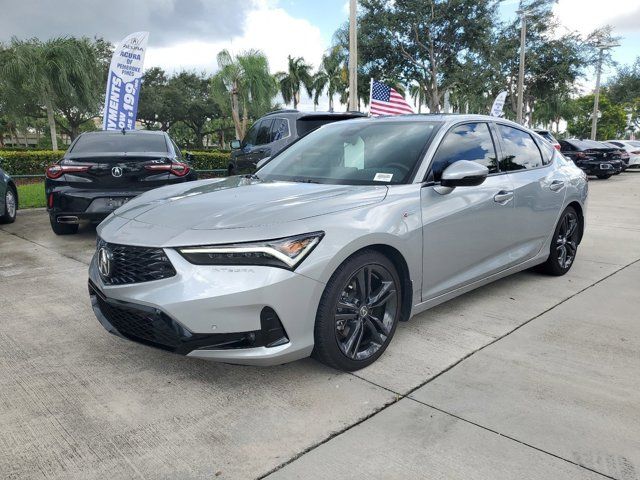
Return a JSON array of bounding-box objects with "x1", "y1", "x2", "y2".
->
[{"x1": 88, "y1": 248, "x2": 326, "y2": 366}]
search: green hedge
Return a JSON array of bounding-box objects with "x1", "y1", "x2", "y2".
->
[{"x1": 0, "y1": 149, "x2": 231, "y2": 176}]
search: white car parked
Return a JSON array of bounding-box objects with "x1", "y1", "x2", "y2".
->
[{"x1": 606, "y1": 140, "x2": 640, "y2": 168}]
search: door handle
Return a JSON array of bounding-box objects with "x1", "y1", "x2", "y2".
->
[
  {"x1": 493, "y1": 190, "x2": 514, "y2": 204},
  {"x1": 549, "y1": 180, "x2": 565, "y2": 192}
]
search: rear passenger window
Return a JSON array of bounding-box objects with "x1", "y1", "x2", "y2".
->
[
  {"x1": 256, "y1": 119, "x2": 273, "y2": 145},
  {"x1": 270, "y1": 119, "x2": 290, "y2": 141},
  {"x1": 498, "y1": 125, "x2": 544, "y2": 171},
  {"x1": 430, "y1": 123, "x2": 498, "y2": 181},
  {"x1": 534, "y1": 136, "x2": 554, "y2": 165}
]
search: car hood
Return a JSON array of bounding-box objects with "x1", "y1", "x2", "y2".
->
[{"x1": 112, "y1": 176, "x2": 388, "y2": 230}]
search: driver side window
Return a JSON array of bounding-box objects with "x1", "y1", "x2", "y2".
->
[
  {"x1": 430, "y1": 123, "x2": 498, "y2": 182},
  {"x1": 243, "y1": 122, "x2": 259, "y2": 147}
]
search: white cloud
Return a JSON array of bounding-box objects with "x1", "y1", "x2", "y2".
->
[
  {"x1": 553, "y1": 0, "x2": 639, "y2": 35},
  {"x1": 144, "y1": 0, "x2": 332, "y2": 111}
]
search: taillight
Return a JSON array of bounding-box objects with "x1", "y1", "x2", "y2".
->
[
  {"x1": 144, "y1": 162, "x2": 190, "y2": 177},
  {"x1": 554, "y1": 144, "x2": 561, "y2": 151},
  {"x1": 45, "y1": 164, "x2": 90, "y2": 179}
]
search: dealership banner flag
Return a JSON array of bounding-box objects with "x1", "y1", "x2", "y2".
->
[
  {"x1": 490, "y1": 91, "x2": 508, "y2": 117},
  {"x1": 102, "y1": 31, "x2": 149, "y2": 130}
]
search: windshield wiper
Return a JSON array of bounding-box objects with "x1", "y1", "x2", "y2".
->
[
  {"x1": 243, "y1": 173, "x2": 261, "y2": 181},
  {"x1": 296, "y1": 178, "x2": 320, "y2": 184}
]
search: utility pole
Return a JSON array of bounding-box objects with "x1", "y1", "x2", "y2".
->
[
  {"x1": 591, "y1": 42, "x2": 619, "y2": 140},
  {"x1": 516, "y1": 9, "x2": 529, "y2": 125},
  {"x1": 348, "y1": 0, "x2": 358, "y2": 111}
]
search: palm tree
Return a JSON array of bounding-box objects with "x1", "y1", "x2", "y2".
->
[
  {"x1": 312, "y1": 47, "x2": 347, "y2": 111},
  {"x1": 215, "y1": 49, "x2": 277, "y2": 140},
  {"x1": 409, "y1": 84, "x2": 428, "y2": 114},
  {"x1": 276, "y1": 56, "x2": 313, "y2": 109},
  {"x1": 1, "y1": 37, "x2": 100, "y2": 150}
]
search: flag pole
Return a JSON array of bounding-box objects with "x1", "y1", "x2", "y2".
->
[{"x1": 368, "y1": 78, "x2": 373, "y2": 116}]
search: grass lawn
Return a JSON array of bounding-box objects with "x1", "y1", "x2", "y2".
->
[{"x1": 16, "y1": 181, "x2": 46, "y2": 209}]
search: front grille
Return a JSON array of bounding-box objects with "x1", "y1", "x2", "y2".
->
[
  {"x1": 94, "y1": 290, "x2": 184, "y2": 351},
  {"x1": 97, "y1": 239, "x2": 176, "y2": 285}
]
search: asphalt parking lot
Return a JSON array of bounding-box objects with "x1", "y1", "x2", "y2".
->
[{"x1": 1, "y1": 173, "x2": 639, "y2": 480}]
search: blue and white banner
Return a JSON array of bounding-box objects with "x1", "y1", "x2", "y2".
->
[
  {"x1": 102, "y1": 31, "x2": 149, "y2": 130},
  {"x1": 490, "y1": 91, "x2": 508, "y2": 117}
]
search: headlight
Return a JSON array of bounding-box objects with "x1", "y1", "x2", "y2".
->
[{"x1": 177, "y1": 232, "x2": 324, "y2": 270}]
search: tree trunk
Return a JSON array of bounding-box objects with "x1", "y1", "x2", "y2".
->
[
  {"x1": 45, "y1": 97, "x2": 58, "y2": 151},
  {"x1": 230, "y1": 81, "x2": 242, "y2": 140}
]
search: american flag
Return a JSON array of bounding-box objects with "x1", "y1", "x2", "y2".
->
[{"x1": 369, "y1": 80, "x2": 414, "y2": 116}]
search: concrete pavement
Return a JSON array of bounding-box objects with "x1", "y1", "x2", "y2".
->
[{"x1": 1, "y1": 173, "x2": 639, "y2": 479}]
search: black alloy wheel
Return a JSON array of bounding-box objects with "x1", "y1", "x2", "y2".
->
[
  {"x1": 540, "y1": 206, "x2": 580, "y2": 276},
  {"x1": 313, "y1": 250, "x2": 401, "y2": 371},
  {"x1": 0, "y1": 187, "x2": 17, "y2": 223}
]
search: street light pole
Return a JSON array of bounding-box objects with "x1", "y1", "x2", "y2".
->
[
  {"x1": 348, "y1": 0, "x2": 358, "y2": 111},
  {"x1": 590, "y1": 42, "x2": 619, "y2": 140},
  {"x1": 516, "y1": 9, "x2": 529, "y2": 125}
]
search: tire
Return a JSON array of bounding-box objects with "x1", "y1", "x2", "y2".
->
[
  {"x1": 227, "y1": 164, "x2": 236, "y2": 176},
  {"x1": 539, "y1": 206, "x2": 580, "y2": 276},
  {"x1": 49, "y1": 214, "x2": 79, "y2": 235},
  {"x1": 0, "y1": 186, "x2": 17, "y2": 224},
  {"x1": 596, "y1": 174, "x2": 612, "y2": 179},
  {"x1": 312, "y1": 250, "x2": 402, "y2": 371}
]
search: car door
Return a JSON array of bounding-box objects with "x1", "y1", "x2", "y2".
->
[
  {"x1": 420, "y1": 122, "x2": 518, "y2": 301},
  {"x1": 495, "y1": 123, "x2": 566, "y2": 262}
]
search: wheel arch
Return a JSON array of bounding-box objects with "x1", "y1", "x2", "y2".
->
[
  {"x1": 343, "y1": 243, "x2": 414, "y2": 323},
  {"x1": 567, "y1": 201, "x2": 584, "y2": 244},
  {"x1": 7, "y1": 180, "x2": 18, "y2": 205}
]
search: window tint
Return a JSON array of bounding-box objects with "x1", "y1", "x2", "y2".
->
[
  {"x1": 71, "y1": 133, "x2": 168, "y2": 153},
  {"x1": 256, "y1": 119, "x2": 273, "y2": 145},
  {"x1": 430, "y1": 123, "x2": 498, "y2": 181},
  {"x1": 498, "y1": 125, "x2": 544, "y2": 171},
  {"x1": 270, "y1": 119, "x2": 290, "y2": 141},
  {"x1": 259, "y1": 121, "x2": 438, "y2": 185},
  {"x1": 243, "y1": 122, "x2": 259, "y2": 146},
  {"x1": 171, "y1": 140, "x2": 182, "y2": 159}
]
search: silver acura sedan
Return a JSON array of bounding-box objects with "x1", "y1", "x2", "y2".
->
[{"x1": 89, "y1": 115, "x2": 587, "y2": 371}]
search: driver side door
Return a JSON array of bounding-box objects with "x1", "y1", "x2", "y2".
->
[{"x1": 420, "y1": 122, "x2": 518, "y2": 301}]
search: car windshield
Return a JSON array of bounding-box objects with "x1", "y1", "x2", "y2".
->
[
  {"x1": 258, "y1": 120, "x2": 439, "y2": 185},
  {"x1": 71, "y1": 133, "x2": 167, "y2": 154},
  {"x1": 573, "y1": 139, "x2": 611, "y2": 150}
]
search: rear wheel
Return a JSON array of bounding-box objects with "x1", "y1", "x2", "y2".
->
[
  {"x1": 0, "y1": 186, "x2": 17, "y2": 223},
  {"x1": 596, "y1": 174, "x2": 612, "y2": 179},
  {"x1": 49, "y1": 214, "x2": 79, "y2": 235},
  {"x1": 313, "y1": 250, "x2": 401, "y2": 371},
  {"x1": 539, "y1": 206, "x2": 580, "y2": 276},
  {"x1": 227, "y1": 164, "x2": 236, "y2": 176}
]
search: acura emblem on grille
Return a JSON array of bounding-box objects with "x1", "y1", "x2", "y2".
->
[
  {"x1": 98, "y1": 247, "x2": 113, "y2": 278},
  {"x1": 111, "y1": 166, "x2": 123, "y2": 177}
]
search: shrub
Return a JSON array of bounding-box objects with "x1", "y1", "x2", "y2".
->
[
  {"x1": 0, "y1": 150, "x2": 63, "y2": 176},
  {"x1": 0, "y1": 149, "x2": 231, "y2": 176}
]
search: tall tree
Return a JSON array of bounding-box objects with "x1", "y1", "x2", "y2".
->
[
  {"x1": 567, "y1": 94, "x2": 627, "y2": 140},
  {"x1": 605, "y1": 57, "x2": 640, "y2": 135},
  {"x1": 215, "y1": 49, "x2": 277, "y2": 140},
  {"x1": 276, "y1": 55, "x2": 313, "y2": 109},
  {"x1": 311, "y1": 47, "x2": 347, "y2": 111},
  {"x1": 138, "y1": 67, "x2": 175, "y2": 130},
  {"x1": 1, "y1": 37, "x2": 102, "y2": 149}
]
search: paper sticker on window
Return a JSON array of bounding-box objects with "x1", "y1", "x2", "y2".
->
[{"x1": 373, "y1": 172, "x2": 393, "y2": 182}]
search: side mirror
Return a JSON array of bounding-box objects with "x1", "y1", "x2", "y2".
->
[
  {"x1": 435, "y1": 160, "x2": 489, "y2": 194},
  {"x1": 256, "y1": 157, "x2": 271, "y2": 170},
  {"x1": 230, "y1": 140, "x2": 241, "y2": 150}
]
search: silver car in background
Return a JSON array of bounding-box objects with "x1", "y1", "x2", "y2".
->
[{"x1": 89, "y1": 115, "x2": 588, "y2": 371}]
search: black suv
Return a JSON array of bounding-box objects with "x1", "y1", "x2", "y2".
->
[
  {"x1": 45, "y1": 130, "x2": 197, "y2": 235},
  {"x1": 559, "y1": 139, "x2": 623, "y2": 179},
  {"x1": 228, "y1": 110, "x2": 366, "y2": 175}
]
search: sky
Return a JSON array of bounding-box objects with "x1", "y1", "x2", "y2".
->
[{"x1": 1, "y1": 0, "x2": 638, "y2": 112}]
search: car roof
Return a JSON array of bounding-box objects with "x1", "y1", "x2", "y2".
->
[
  {"x1": 328, "y1": 113, "x2": 528, "y2": 129},
  {"x1": 263, "y1": 109, "x2": 366, "y2": 119}
]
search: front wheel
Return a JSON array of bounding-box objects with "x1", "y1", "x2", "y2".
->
[
  {"x1": 312, "y1": 250, "x2": 401, "y2": 371},
  {"x1": 0, "y1": 187, "x2": 17, "y2": 224},
  {"x1": 596, "y1": 174, "x2": 612, "y2": 179},
  {"x1": 539, "y1": 206, "x2": 580, "y2": 276}
]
